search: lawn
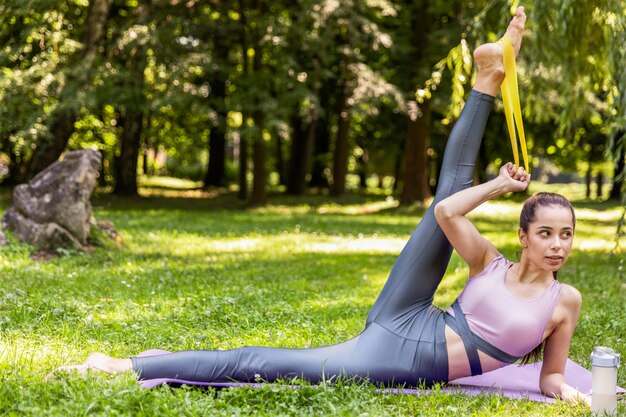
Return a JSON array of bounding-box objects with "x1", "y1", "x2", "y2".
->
[{"x1": 0, "y1": 181, "x2": 623, "y2": 416}]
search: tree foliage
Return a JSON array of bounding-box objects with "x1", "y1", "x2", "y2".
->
[{"x1": 0, "y1": 0, "x2": 623, "y2": 206}]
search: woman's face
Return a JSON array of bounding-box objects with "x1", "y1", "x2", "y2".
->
[{"x1": 519, "y1": 205, "x2": 575, "y2": 272}]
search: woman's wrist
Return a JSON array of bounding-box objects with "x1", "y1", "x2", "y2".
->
[{"x1": 489, "y1": 175, "x2": 513, "y2": 196}]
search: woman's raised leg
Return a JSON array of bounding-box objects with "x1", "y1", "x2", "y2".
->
[{"x1": 365, "y1": 7, "x2": 526, "y2": 333}]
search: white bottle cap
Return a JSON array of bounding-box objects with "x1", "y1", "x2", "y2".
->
[{"x1": 591, "y1": 346, "x2": 621, "y2": 368}]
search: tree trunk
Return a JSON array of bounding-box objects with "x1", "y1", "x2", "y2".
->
[
  {"x1": 400, "y1": 100, "x2": 432, "y2": 204},
  {"x1": 249, "y1": 11, "x2": 266, "y2": 206},
  {"x1": 399, "y1": 0, "x2": 432, "y2": 205},
  {"x1": 205, "y1": 121, "x2": 227, "y2": 188},
  {"x1": 309, "y1": 83, "x2": 333, "y2": 188},
  {"x1": 114, "y1": 109, "x2": 143, "y2": 195},
  {"x1": 237, "y1": 0, "x2": 250, "y2": 200},
  {"x1": 142, "y1": 146, "x2": 149, "y2": 175},
  {"x1": 474, "y1": 136, "x2": 489, "y2": 185},
  {"x1": 609, "y1": 132, "x2": 625, "y2": 200},
  {"x1": 286, "y1": 114, "x2": 304, "y2": 194},
  {"x1": 250, "y1": 109, "x2": 267, "y2": 205},
  {"x1": 331, "y1": 91, "x2": 351, "y2": 197},
  {"x1": 275, "y1": 133, "x2": 286, "y2": 187},
  {"x1": 392, "y1": 149, "x2": 402, "y2": 192},
  {"x1": 357, "y1": 150, "x2": 369, "y2": 190},
  {"x1": 95, "y1": 111, "x2": 110, "y2": 186},
  {"x1": 141, "y1": 113, "x2": 152, "y2": 176},
  {"x1": 310, "y1": 118, "x2": 330, "y2": 188},
  {"x1": 287, "y1": 111, "x2": 316, "y2": 195},
  {"x1": 585, "y1": 166, "x2": 592, "y2": 199},
  {"x1": 238, "y1": 120, "x2": 249, "y2": 199},
  {"x1": 29, "y1": 111, "x2": 78, "y2": 176},
  {"x1": 112, "y1": 3, "x2": 148, "y2": 196},
  {"x1": 28, "y1": 0, "x2": 112, "y2": 177},
  {"x1": 204, "y1": 22, "x2": 229, "y2": 188}
]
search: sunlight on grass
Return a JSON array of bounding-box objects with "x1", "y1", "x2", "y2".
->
[
  {"x1": 138, "y1": 176, "x2": 203, "y2": 190},
  {"x1": 316, "y1": 197, "x2": 399, "y2": 214},
  {"x1": 527, "y1": 182, "x2": 594, "y2": 201},
  {"x1": 305, "y1": 295, "x2": 376, "y2": 311},
  {"x1": 470, "y1": 201, "x2": 519, "y2": 218},
  {"x1": 252, "y1": 204, "x2": 316, "y2": 215},
  {"x1": 577, "y1": 239, "x2": 617, "y2": 251},
  {"x1": 139, "y1": 188, "x2": 218, "y2": 199},
  {"x1": 130, "y1": 232, "x2": 408, "y2": 257},
  {"x1": 575, "y1": 206, "x2": 622, "y2": 221},
  {"x1": 303, "y1": 236, "x2": 406, "y2": 253}
]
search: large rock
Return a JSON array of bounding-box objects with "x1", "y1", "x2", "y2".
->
[{"x1": 2, "y1": 149, "x2": 102, "y2": 251}]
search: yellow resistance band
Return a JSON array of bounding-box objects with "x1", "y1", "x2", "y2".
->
[{"x1": 499, "y1": 34, "x2": 529, "y2": 172}]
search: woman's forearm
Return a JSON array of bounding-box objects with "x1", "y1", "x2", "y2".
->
[
  {"x1": 436, "y1": 175, "x2": 510, "y2": 218},
  {"x1": 434, "y1": 163, "x2": 528, "y2": 268}
]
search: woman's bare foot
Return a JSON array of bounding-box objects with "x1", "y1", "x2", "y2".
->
[
  {"x1": 473, "y1": 6, "x2": 526, "y2": 95},
  {"x1": 83, "y1": 352, "x2": 132, "y2": 374},
  {"x1": 46, "y1": 352, "x2": 132, "y2": 380}
]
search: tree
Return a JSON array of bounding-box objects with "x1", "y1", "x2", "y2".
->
[
  {"x1": 398, "y1": 0, "x2": 433, "y2": 204},
  {"x1": 28, "y1": 0, "x2": 113, "y2": 178},
  {"x1": 203, "y1": 14, "x2": 230, "y2": 188},
  {"x1": 250, "y1": 17, "x2": 267, "y2": 206},
  {"x1": 3, "y1": 0, "x2": 623, "y2": 208},
  {"x1": 110, "y1": 2, "x2": 150, "y2": 195}
]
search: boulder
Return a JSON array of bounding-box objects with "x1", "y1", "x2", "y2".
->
[
  {"x1": 0, "y1": 230, "x2": 8, "y2": 246},
  {"x1": 2, "y1": 149, "x2": 102, "y2": 251}
]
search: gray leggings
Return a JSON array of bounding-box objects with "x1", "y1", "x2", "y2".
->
[{"x1": 132, "y1": 90, "x2": 495, "y2": 387}]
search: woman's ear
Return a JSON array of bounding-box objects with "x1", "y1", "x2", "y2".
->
[{"x1": 518, "y1": 227, "x2": 528, "y2": 248}]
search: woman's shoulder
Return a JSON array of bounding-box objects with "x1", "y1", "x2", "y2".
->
[
  {"x1": 545, "y1": 283, "x2": 582, "y2": 330},
  {"x1": 484, "y1": 251, "x2": 511, "y2": 267},
  {"x1": 469, "y1": 250, "x2": 507, "y2": 278},
  {"x1": 559, "y1": 283, "x2": 582, "y2": 306}
]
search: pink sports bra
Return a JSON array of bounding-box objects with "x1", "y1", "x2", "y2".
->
[{"x1": 447, "y1": 254, "x2": 562, "y2": 358}]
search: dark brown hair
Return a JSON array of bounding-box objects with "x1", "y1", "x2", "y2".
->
[
  {"x1": 519, "y1": 192, "x2": 576, "y2": 236},
  {"x1": 518, "y1": 192, "x2": 575, "y2": 364}
]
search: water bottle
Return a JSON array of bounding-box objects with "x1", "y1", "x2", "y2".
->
[{"x1": 591, "y1": 346, "x2": 620, "y2": 414}]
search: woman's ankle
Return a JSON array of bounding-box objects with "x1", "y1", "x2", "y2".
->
[{"x1": 473, "y1": 72, "x2": 505, "y2": 96}]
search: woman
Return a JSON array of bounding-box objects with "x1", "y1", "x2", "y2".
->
[{"x1": 55, "y1": 7, "x2": 589, "y2": 405}]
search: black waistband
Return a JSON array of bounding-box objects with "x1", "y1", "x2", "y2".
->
[{"x1": 445, "y1": 300, "x2": 520, "y2": 375}]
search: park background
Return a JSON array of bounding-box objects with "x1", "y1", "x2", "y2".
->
[{"x1": 0, "y1": 0, "x2": 625, "y2": 416}]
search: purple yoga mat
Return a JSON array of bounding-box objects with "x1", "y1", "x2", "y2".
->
[{"x1": 136, "y1": 349, "x2": 624, "y2": 403}]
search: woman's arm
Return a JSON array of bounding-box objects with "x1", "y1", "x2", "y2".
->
[
  {"x1": 539, "y1": 285, "x2": 590, "y2": 406},
  {"x1": 434, "y1": 162, "x2": 530, "y2": 275}
]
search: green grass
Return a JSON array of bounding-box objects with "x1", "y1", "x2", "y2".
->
[{"x1": 0, "y1": 181, "x2": 624, "y2": 416}]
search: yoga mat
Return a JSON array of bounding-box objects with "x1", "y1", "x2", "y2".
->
[{"x1": 136, "y1": 349, "x2": 624, "y2": 403}]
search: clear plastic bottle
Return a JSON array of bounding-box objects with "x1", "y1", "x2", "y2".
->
[{"x1": 591, "y1": 346, "x2": 620, "y2": 414}]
